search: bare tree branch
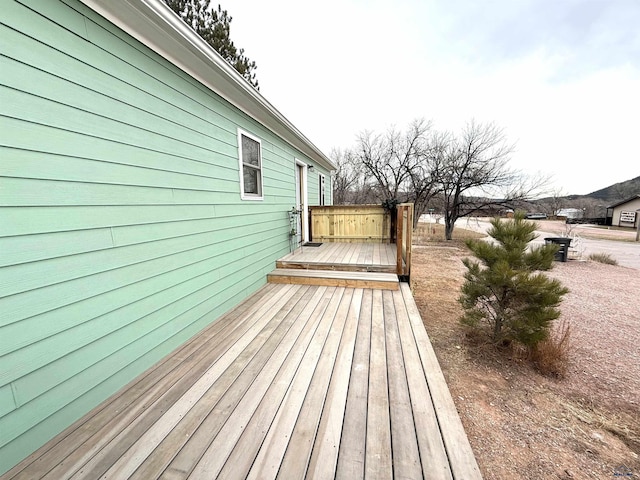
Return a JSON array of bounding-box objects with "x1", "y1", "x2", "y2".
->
[
  {"x1": 438, "y1": 120, "x2": 519, "y2": 239},
  {"x1": 332, "y1": 118, "x2": 551, "y2": 238},
  {"x1": 356, "y1": 119, "x2": 432, "y2": 202}
]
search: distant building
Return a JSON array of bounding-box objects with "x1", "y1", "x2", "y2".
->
[
  {"x1": 607, "y1": 195, "x2": 640, "y2": 228},
  {"x1": 555, "y1": 208, "x2": 584, "y2": 219}
]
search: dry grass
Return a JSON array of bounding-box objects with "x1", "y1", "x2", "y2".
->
[
  {"x1": 529, "y1": 321, "x2": 572, "y2": 378},
  {"x1": 563, "y1": 401, "x2": 640, "y2": 452},
  {"x1": 588, "y1": 252, "x2": 619, "y2": 265},
  {"x1": 413, "y1": 221, "x2": 485, "y2": 245}
]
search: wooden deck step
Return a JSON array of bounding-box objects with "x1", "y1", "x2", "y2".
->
[
  {"x1": 276, "y1": 259, "x2": 396, "y2": 274},
  {"x1": 267, "y1": 269, "x2": 399, "y2": 290}
]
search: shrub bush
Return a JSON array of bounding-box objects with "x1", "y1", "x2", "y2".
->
[{"x1": 459, "y1": 213, "x2": 569, "y2": 347}]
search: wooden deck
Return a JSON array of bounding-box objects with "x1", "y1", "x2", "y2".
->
[
  {"x1": 277, "y1": 242, "x2": 397, "y2": 273},
  {"x1": 3, "y1": 282, "x2": 480, "y2": 480}
]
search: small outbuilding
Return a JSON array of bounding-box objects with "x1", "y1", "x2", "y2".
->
[{"x1": 607, "y1": 195, "x2": 640, "y2": 228}]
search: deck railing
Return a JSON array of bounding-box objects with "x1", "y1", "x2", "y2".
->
[
  {"x1": 395, "y1": 203, "x2": 413, "y2": 279},
  {"x1": 308, "y1": 204, "x2": 413, "y2": 278}
]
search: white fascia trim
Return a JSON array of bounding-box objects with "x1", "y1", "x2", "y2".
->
[{"x1": 79, "y1": 0, "x2": 336, "y2": 172}]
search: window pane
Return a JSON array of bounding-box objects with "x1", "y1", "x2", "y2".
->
[
  {"x1": 243, "y1": 167, "x2": 260, "y2": 195},
  {"x1": 242, "y1": 135, "x2": 260, "y2": 166}
]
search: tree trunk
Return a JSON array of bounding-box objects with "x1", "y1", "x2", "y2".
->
[
  {"x1": 493, "y1": 316, "x2": 503, "y2": 342},
  {"x1": 444, "y1": 219, "x2": 455, "y2": 240},
  {"x1": 413, "y1": 201, "x2": 426, "y2": 229}
]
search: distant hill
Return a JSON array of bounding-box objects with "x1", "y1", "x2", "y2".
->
[
  {"x1": 531, "y1": 176, "x2": 640, "y2": 217},
  {"x1": 584, "y1": 175, "x2": 640, "y2": 201},
  {"x1": 565, "y1": 176, "x2": 640, "y2": 203}
]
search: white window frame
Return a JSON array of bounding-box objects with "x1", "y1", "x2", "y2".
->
[{"x1": 237, "y1": 128, "x2": 264, "y2": 200}]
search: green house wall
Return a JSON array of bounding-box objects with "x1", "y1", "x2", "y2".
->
[{"x1": 0, "y1": 0, "x2": 331, "y2": 473}]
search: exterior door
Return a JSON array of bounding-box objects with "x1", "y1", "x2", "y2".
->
[
  {"x1": 319, "y1": 174, "x2": 325, "y2": 205},
  {"x1": 294, "y1": 161, "x2": 308, "y2": 246}
]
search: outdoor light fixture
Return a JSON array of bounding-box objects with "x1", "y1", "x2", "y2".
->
[{"x1": 308, "y1": 165, "x2": 315, "y2": 172}]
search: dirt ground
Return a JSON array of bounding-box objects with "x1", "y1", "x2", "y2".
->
[{"x1": 411, "y1": 225, "x2": 640, "y2": 479}]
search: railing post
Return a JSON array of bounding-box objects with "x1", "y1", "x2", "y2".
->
[
  {"x1": 395, "y1": 204, "x2": 413, "y2": 281},
  {"x1": 404, "y1": 204, "x2": 413, "y2": 280},
  {"x1": 396, "y1": 206, "x2": 404, "y2": 275}
]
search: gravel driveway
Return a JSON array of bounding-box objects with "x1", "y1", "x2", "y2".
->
[
  {"x1": 458, "y1": 218, "x2": 640, "y2": 270},
  {"x1": 547, "y1": 260, "x2": 640, "y2": 413}
]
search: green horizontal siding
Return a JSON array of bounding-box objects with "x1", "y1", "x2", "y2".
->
[
  {"x1": 0, "y1": 0, "x2": 330, "y2": 474},
  {"x1": 0, "y1": 220, "x2": 284, "y2": 317},
  {"x1": 0, "y1": 146, "x2": 237, "y2": 191},
  {"x1": 0, "y1": 385, "x2": 15, "y2": 419}
]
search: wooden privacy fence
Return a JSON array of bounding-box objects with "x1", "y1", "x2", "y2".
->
[
  {"x1": 309, "y1": 205, "x2": 391, "y2": 243},
  {"x1": 308, "y1": 204, "x2": 413, "y2": 278}
]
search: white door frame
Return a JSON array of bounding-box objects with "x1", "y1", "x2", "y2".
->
[{"x1": 295, "y1": 159, "x2": 309, "y2": 243}]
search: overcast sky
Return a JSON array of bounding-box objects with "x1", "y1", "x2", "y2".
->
[{"x1": 228, "y1": 0, "x2": 639, "y2": 196}]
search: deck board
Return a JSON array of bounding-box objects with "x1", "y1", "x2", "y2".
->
[
  {"x1": 277, "y1": 243, "x2": 397, "y2": 273},
  {"x1": 217, "y1": 287, "x2": 333, "y2": 479},
  {"x1": 3, "y1": 283, "x2": 481, "y2": 480},
  {"x1": 366, "y1": 289, "x2": 393, "y2": 479},
  {"x1": 150, "y1": 285, "x2": 321, "y2": 479},
  {"x1": 392, "y1": 288, "x2": 453, "y2": 479},
  {"x1": 400, "y1": 284, "x2": 481, "y2": 479},
  {"x1": 384, "y1": 289, "x2": 423, "y2": 479},
  {"x1": 275, "y1": 288, "x2": 353, "y2": 479},
  {"x1": 244, "y1": 286, "x2": 338, "y2": 480},
  {"x1": 185, "y1": 287, "x2": 325, "y2": 478},
  {"x1": 306, "y1": 288, "x2": 362, "y2": 479},
  {"x1": 72, "y1": 285, "x2": 307, "y2": 479}
]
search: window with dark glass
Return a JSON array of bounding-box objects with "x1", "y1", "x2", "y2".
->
[{"x1": 238, "y1": 130, "x2": 263, "y2": 199}]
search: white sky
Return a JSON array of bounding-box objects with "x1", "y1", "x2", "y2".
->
[{"x1": 228, "y1": 0, "x2": 640, "y2": 195}]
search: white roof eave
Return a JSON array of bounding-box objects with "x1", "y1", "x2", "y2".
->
[{"x1": 79, "y1": 0, "x2": 336, "y2": 171}]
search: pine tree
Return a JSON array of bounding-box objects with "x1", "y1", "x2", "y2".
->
[
  {"x1": 164, "y1": 0, "x2": 259, "y2": 89},
  {"x1": 459, "y1": 213, "x2": 569, "y2": 347}
]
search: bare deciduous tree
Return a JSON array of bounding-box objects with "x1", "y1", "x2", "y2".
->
[
  {"x1": 331, "y1": 148, "x2": 377, "y2": 204},
  {"x1": 437, "y1": 120, "x2": 548, "y2": 240},
  {"x1": 406, "y1": 130, "x2": 446, "y2": 227},
  {"x1": 543, "y1": 187, "x2": 567, "y2": 217},
  {"x1": 332, "y1": 118, "x2": 549, "y2": 238},
  {"x1": 352, "y1": 119, "x2": 442, "y2": 225},
  {"x1": 356, "y1": 119, "x2": 432, "y2": 201},
  {"x1": 331, "y1": 148, "x2": 357, "y2": 205}
]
